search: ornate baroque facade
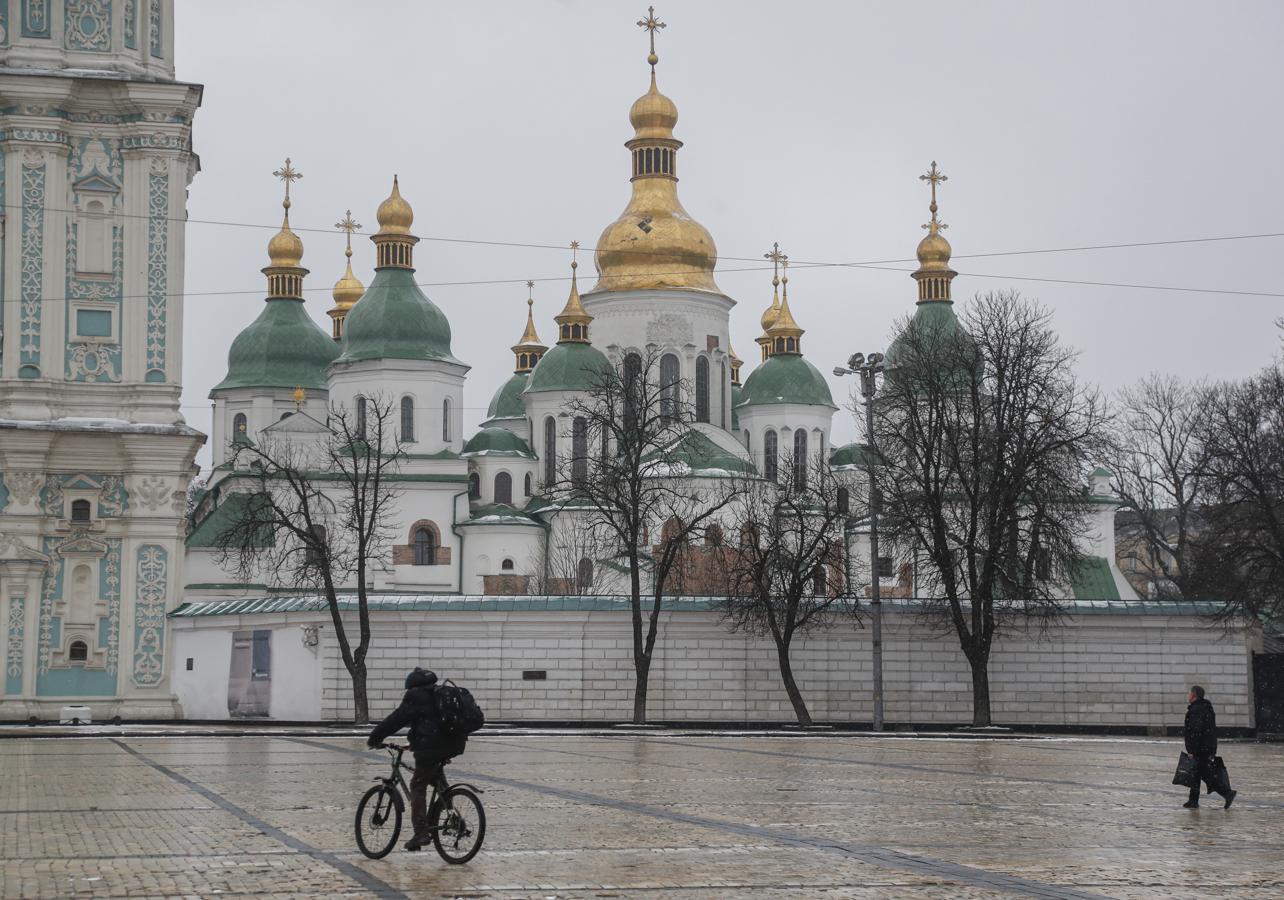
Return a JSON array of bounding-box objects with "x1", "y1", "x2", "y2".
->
[{"x1": 0, "y1": 0, "x2": 203, "y2": 719}]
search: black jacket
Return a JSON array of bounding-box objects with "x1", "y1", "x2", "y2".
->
[
  {"x1": 1184, "y1": 697, "x2": 1217, "y2": 757},
  {"x1": 368, "y1": 670, "x2": 451, "y2": 752}
]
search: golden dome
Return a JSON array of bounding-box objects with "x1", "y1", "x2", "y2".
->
[
  {"x1": 556, "y1": 250, "x2": 593, "y2": 342},
  {"x1": 331, "y1": 257, "x2": 364, "y2": 310},
  {"x1": 267, "y1": 207, "x2": 304, "y2": 268},
  {"x1": 375, "y1": 175, "x2": 414, "y2": 235},
  {"x1": 911, "y1": 162, "x2": 958, "y2": 302},
  {"x1": 915, "y1": 227, "x2": 953, "y2": 272},
  {"x1": 515, "y1": 296, "x2": 543, "y2": 349},
  {"x1": 629, "y1": 71, "x2": 679, "y2": 139},
  {"x1": 759, "y1": 276, "x2": 781, "y2": 332},
  {"x1": 767, "y1": 276, "x2": 804, "y2": 342}
]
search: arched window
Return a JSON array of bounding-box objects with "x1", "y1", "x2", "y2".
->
[
  {"x1": 793, "y1": 428, "x2": 808, "y2": 488},
  {"x1": 660, "y1": 353, "x2": 680, "y2": 423},
  {"x1": 233, "y1": 413, "x2": 247, "y2": 436},
  {"x1": 812, "y1": 568, "x2": 827, "y2": 597},
  {"x1": 718, "y1": 360, "x2": 727, "y2": 429},
  {"x1": 837, "y1": 486, "x2": 850, "y2": 514},
  {"x1": 468, "y1": 472, "x2": 480, "y2": 500},
  {"x1": 355, "y1": 396, "x2": 367, "y2": 439},
  {"x1": 400, "y1": 396, "x2": 415, "y2": 442},
  {"x1": 661, "y1": 516, "x2": 683, "y2": 545},
  {"x1": 501, "y1": 558, "x2": 515, "y2": 571},
  {"x1": 705, "y1": 523, "x2": 723, "y2": 547},
  {"x1": 442, "y1": 398, "x2": 451, "y2": 442},
  {"x1": 414, "y1": 527, "x2": 437, "y2": 566},
  {"x1": 494, "y1": 471, "x2": 513, "y2": 505},
  {"x1": 695, "y1": 356, "x2": 710, "y2": 423},
  {"x1": 544, "y1": 417, "x2": 556, "y2": 486},
  {"x1": 764, "y1": 429, "x2": 778, "y2": 483},
  {"x1": 68, "y1": 640, "x2": 89, "y2": 663},
  {"x1": 70, "y1": 499, "x2": 92, "y2": 524},
  {"x1": 624, "y1": 352, "x2": 643, "y2": 436},
  {"x1": 572, "y1": 416, "x2": 588, "y2": 487},
  {"x1": 814, "y1": 429, "x2": 825, "y2": 467},
  {"x1": 524, "y1": 472, "x2": 533, "y2": 497},
  {"x1": 305, "y1": 525, "x2": 327, "y2": 567},
  {"x1": 576, "y1": 557, "x2": 594, "y2": 593}
]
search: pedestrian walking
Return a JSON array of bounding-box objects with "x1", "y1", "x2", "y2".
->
[{"x1": 1182, "y1": 685, "x2": 1236, "y2": 809}]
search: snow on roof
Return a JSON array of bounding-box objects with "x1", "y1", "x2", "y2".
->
[{"x1": 0, "y1": 417, "x2": 202, "y2": 437}]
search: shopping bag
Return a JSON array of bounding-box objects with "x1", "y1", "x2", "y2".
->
[
  {"x1": 1172, "y1": 751, "x2": 1199, "y2": 787},
  {"x1": 1207, "y1": 756, "x2": 1232, "y2": 795}
]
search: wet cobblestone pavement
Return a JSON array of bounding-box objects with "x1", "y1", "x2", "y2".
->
[{"x1": 1, "y1": 731, "x2": 1280, "y2": 898}]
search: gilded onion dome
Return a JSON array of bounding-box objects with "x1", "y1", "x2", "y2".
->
[
  {"x1": 912, "y1": 161, "x2": 957, "y2": 303},
  {"x1": 511, "y1": 282, "x2": 547, "y2": 373},
  {"x1": 764, "y1": 264, "x2": 804, "y2": 356},
  {"x1": 555, "y1": 246, "x2": 593, "y2": 342},
  {"x1": 756, "y1": 243, "x2": 787, "y2": 361},
  {"x1": 375, "y1": 175, "x2": 414, "y2": 235},
  {"x1": 327, "y1": 210, "x2": 365, "y2": 341},
  {"x1": 592, "y1": 10, "x2": 720, "y2": 293}
]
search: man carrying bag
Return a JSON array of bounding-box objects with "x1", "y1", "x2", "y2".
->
[{"x1": 1177, "y1": 685, "x2": 1237, "y2": 809}]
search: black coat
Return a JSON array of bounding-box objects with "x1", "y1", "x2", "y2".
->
[
  {"x1": 1184, "y1": 697, "x2": 1217, "y2": 757},
  {"x1": 368, "y1": 670, "x2": 450, "y2": 752}
]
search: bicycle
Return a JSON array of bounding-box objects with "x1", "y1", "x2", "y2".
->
[{"x1": 354, "y1": 741, "x2": 486, "y2": 863}]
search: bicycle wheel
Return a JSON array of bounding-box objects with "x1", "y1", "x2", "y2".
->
[
  {"x1": 355, "y1": 784, "x2": 402, "y2": 859},
  {"x1": 431, "y1": 786, "x2": 485, "y2": 864}
]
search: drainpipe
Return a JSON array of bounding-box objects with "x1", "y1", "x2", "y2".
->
[{"x1": 450, "y1": 489, "x2": 468, "y2": 594}]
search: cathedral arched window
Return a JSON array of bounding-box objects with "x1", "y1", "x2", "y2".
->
[
  {"x1": 544, "y1": 417, "x2": 556, "y2": 486},
  {"x1": 68, "y1": 641, "x2": 89, "y2": 663},
  {"x1": 837, "y1": 486, "x2": 850, "y2": 515},
  {"x1": 494, "y1": 471, "x2": 513, "y2": 505},
  {"x1": 355, "y1": 396, "x2": 367, "y2": 439},
  {"x1": 442, "y1": 398, "x2": 451, "y2": 442},
  {"x1": 414, "y1": 527, "x2": 437, "y2": 566},
  {"x1": 660, "y1": 353, "x2": 680, "y2": 423},
  {"x1": 624, "y1": 353, "x2": 643, "y2": 436},
  {"x1": 695, "y1": 356, "x2": 710, "y2": 423},
  {"x1": 71, "y1": 499, "x2": 92, "y2": 524},
  {"x1": 468, "y1": 472, "x2": 480, "y2": 500},
  {"x1": 400, "y1": 396, "x2": 415, "y2": 442},
  {"x1": 793, "y1": 428, "x2": 808, "y2": 488},
  {"x1": 79, "y1": 199, "x2": 110, "y2": 274},
  {"x1": 719, "y1": 360, "x2": 727, "y2": 429},
  {"x1": 764, "y1": 429, "x2": 778, "y2": 483},
  {"x1": 572, "y1": 416, "x2": 588, "y2": 487},
  {"x1": 305, "y1": 525, "x2": 327, "y2": 567},
  {"x1": 233, "y1": 413, "x2": 247, "y2": 437},
  {"x1": 524, "y1": 472, "x2": 533, "y2": 497},
  {"x1": 501, "y1": 558, "x2": 515, "y2": 571},
  {"x1": 576, "y1": 558, "x2": 594, "y2": 593}
]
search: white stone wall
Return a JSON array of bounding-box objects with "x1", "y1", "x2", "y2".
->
[{"x1": 166, "y1": 607, "x2": 1257, "y2": 727}]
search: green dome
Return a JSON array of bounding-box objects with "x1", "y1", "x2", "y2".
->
[
  {"x1": 830, "y1": 442, "x2": 881, "y2": 469},
  {"x1": 524, "y1": 341, "x2": 612, "y2": 394},
  {"x1": 486, "y1": 372, "x2": 529, "y2": 420},
  {"x1": 211, "y1": 298, "x2": 339, "y2": 393},
  {"x1": 884, "y1": 301, "x2": 971, "y2": 370},
  {"x1": 462, "y1": 426, "x2": 534, "y2": 457},
  {"x1": 736, "y1": 353, "x2": 835, "y2": 409},
  {"x1": 337, "y1": 267, "x2": 456, "y2": 363}
]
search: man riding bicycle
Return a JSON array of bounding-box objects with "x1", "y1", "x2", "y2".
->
[{"x1": 367, "y1": 667, "x2": 468, "y2": 851}]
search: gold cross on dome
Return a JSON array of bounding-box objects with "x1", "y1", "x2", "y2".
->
[
  {"x1": 570, "y1": 240, "x2": 581, "y2": 268},
  {"x1": 273, "y1": 158, "x2": 302, "y2": 205},
  {"x1": 763, "y1": 241, "x2": 788, "y2": 281},
  {"x1": 920, "y1": 161, "x2": 948, "y2": 231},
  {"x1": 335, "y1": 210, "x2": 362, "y2": 255},
  {"x1": 637, "y1": 6, "x2": 665, "y2": 67}
]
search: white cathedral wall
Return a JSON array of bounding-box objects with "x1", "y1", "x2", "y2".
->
[
  {"x1": 460, "y1": 526, "x2": 544, "y2": 594},
  {"x1": 736, "y1": 404, "x2": 836, "y2": 473},
  {"x1": 166, "y1": 606, "x2": 1255, "y2": 726},
  {"x1": 327, "y1": 359, "x2": 468, "y2": 455}
]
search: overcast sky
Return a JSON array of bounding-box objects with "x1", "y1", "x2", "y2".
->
[{"x1": 176, "y1": 1, "x2": 1284, "y2": 470}]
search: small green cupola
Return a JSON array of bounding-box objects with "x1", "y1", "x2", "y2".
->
[
  {"x1": 335, "y1": 177, "x2": 458, "y2": 364},
  {"x1": 737, "y1": 261, "x2": 835, "y2": 410},
  {"x1": 525, "y1": 246, "x2": 612, "y2": 394},
  {"x1": 211, "y1": 159, "x2": 339, "y2": 394}
]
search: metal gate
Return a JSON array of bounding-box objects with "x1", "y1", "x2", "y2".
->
[{"x1": 1252, "y1": 653, "x2": 1284, "y2": 734}]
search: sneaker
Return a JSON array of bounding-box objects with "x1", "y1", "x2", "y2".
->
[
  {"x1": 1182, "y1": 800, "x2": 1199, "y2": 809},
  {"x1": 1224, "y1": 790, "x2": 1237, "y2": 809},
  {"x1": 404, "y1": 827, "x2": 432, "y2": 851}
]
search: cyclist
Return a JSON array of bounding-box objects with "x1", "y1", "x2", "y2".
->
[{"x1": 366, "y1": 667, "x2": 467, "y2": 851}]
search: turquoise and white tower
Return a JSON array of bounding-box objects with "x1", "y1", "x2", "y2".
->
[{"x1": 0, "y1": 1, "x2": 202, "y2": 720}]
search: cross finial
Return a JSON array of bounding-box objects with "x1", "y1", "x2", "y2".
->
[
  {"x1": 570, "y1": 240, "x2": 581, "y2": 270},
  {"x1": 637, "y1": 6, "x2": 666, "y2": 69},
  {"x1": 920, "y1": 161, "x2": 948, "y2": 233},
  {"x1": 273, "y1": 158, "x2": 302, "y2": 209},
  {"x1": 764, "y1": 241, "x2": 788, "y2": 285},
  {"x1": 335, "y1": 210, "x2": 362, "y2": 258},
  {"x1": 527, "y1": 280, "x2": 535, "y2": 307}
]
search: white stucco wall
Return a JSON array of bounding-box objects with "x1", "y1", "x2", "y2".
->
[{"x1": 170, "y1": 628, "x2": 233, "y2": 720}]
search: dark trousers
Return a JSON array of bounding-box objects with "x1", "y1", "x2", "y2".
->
[
  {"x1": 409, "y1": 752, "x2": 450, "y2": 833},
  {"x1": 1188, "y1": 755, "x2": 1227, "y2": 803}
]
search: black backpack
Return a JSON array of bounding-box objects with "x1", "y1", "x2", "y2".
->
[{"x1": 435, "y1": 680, "x2": 485, "y2": 737}]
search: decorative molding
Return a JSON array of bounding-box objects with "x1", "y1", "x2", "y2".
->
[
  {"x1": 20, "y1": 157, "x2": 46, "y2": 375},
  {"x1": 5, "y1": 594, "x2": 23, "y2": 695},
  {"x1": 132, "y1": 544, "x2": 166, "y2": 686},
  {"x1": 148, "y1": 0, "x2": 161, "y2": 58},
  {"x1": 123, "y1": 0, "x2": 136, "y2": 49},
  {"x1": 65, "y1": 1, "x2": 112, "y2": 52},
  {"x1": 21, "y1": 1, "x2": 51, "y2": 40},
  {"x1": 67, "y1": 342, "x2": 119, "y2": 381},
  {"x1": 0, "y1": 532, "x2": 51, "y2": 563},
  {"x1": 123, "y1": 133, "x2": 186, "y2": 151},
  {"x1": 3, "y1": 129, "x2": 70, "y2": 145},
  {"x1": 0, "y1": 3, "x2": 8, "y2": 47},
  {"x1": 130, "y1": 474, "x2": 169, "y2": 511},
  {"x1": 145, "y1": 166, "x2": 168, "y2": 379},
  {"x1": 37, "y1": 473, "x2": 130, "y2": 518}
]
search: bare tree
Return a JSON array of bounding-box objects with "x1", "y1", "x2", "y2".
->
[
  {"x1": 547, "y1": 349, "x2": 744, "y2": 724},
  {"x1": 1108, "y1": 374, "x2": 1210, "y2": 599},
  {"x1": 873, "y1": 291, "x2": 1108, "y2": 726},
  {"x1": 719, "y1": 453, "x2": 855, "y2": 725},
  {"x1": 528, "y1": 526, "x2": 615, "y2": 595},
  {"x1": 1199, "y1": 362, "x2": 1284, "y2": 623},
  {"x1": 215, "y1": 395, "x2": 405, "y2": 723}
]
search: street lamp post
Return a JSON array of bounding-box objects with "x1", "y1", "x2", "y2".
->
[{"x1": 835, "y1": 352, "x2": 886, "y2": 731}]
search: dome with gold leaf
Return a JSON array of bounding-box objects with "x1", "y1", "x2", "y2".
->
[
  {"x1": 375, "y1": 176, "x2": 414, "y2": 235},
  {"x1": 267, "y1": 211, "x2": 304, "y2": 268}
]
